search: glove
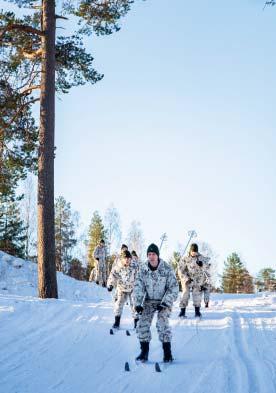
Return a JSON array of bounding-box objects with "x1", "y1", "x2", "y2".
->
[
  {"x1": 196, "y1": 260, "x2": 203, "y2": 267},
  {"x1": 107, "y1": 285, "x2": 113, "y2": 292},
  {"x1": 96, "y1": 258, "x2": 100, "y2": 261},
  {"x1": 157, "y1": 302, "x2": 169, "y2": 312},
  {"x1": 135, "y1": 305, "x2": 144, "y2": 314}
]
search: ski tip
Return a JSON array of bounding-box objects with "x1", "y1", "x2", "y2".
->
[
  {"x1": 110, "y1": 329, "x2": 114, "y2": 335},
  {"x1": 155, "y1": 362, "x2": 161, "y2": 372},
  {"x1": 125, "y1": 362, "x2": 130, "y2": 372},
  {"x1": 126, "y1": 330, "x2": 131, "y2": 336}
]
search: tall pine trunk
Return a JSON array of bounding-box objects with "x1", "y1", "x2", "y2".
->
[{"x1": 38, "y1": 0, "x2": 58, "y2": 298}]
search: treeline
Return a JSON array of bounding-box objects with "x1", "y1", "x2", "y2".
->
[
  {"x1": 221, "y1": 253, "x2": 276, "y2": 294},
  {"x1": 1, "y1": 179, "x2": 275, "y2": 293},
  {"x1": 0, "y1": 182, "x2": 145, "y2": 282}
]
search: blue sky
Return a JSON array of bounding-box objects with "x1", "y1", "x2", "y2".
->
[{"x1": 3, "y1": 0, "x2": 276, "y2": 275}]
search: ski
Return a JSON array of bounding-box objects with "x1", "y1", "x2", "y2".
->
[
  {"x1": 110, "y1": 328, "x2": 131, "y2": 336},
  {"x1": 127, "y1": 360, "x2": 166, "y2": 372}
]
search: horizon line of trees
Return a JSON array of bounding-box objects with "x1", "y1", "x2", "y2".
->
[{"x1": 0, "y1": 181, "x2": 275, "y2": 293}]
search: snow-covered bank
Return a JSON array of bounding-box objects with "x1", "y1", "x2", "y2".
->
[
  {"x1": 0, "y1": 251, "x2": 106, "y2": 302},
  {"x1": 0, "y1": 252, "x2": 276, "y2": 393}
]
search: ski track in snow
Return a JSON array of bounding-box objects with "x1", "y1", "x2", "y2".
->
[{"x1": 0, "y1": 265, "x2": 276, "y2": 393}]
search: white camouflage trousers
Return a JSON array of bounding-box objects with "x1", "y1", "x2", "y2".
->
[
  {"x1": 114, "y1": 291, "x2": 136, "y2": 318},
  {"x1": 95, "y1": 259, "x2": 107, "y2": 285},
  {"x1": 202, "y1": 285, "x2": 210, "y2": 303},
  {"x1": 137, "y1": 301, "x2": 172, "y2": 343},
  {"x1": 179, "y1": 281, "x2": 202, "y2": 308}
]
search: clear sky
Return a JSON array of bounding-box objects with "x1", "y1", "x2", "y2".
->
[{"x1": 4, "y1": 0, "x2": 276, "y2": 275}]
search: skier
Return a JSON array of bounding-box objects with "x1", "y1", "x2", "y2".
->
[
  {"x1": 131, "y1": 250, "x2": 140, "y2": 268},
  {"x1": 93, "y1": 239, "x2": 107, "y2": 287},
  {"x1": 134, "y1": 243, "x2": 179, "y2": 363},
  {"x1": 107, "y1": 250, "x2": 139, "y2": 329},
  {"x1": 178, "y1": 243, "x2": 210, "y2": 318},
  {"x1": 201, "y1": 261, "x2": 212, "y2": 308},
  {"x1": 112, "y1": 244, "x2": 129, "y2": 301}
]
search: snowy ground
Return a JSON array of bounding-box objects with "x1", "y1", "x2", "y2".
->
[{"x1": 1, "y1": 252, "x2": 276, "y2": 393}]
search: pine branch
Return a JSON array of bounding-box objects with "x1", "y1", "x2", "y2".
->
[
  {"x1": 0, "y1": 98, "x2": 40, "y2": 133},
  {"x1": 0, "y1": 24, "x2": 44, "y2": 41}
]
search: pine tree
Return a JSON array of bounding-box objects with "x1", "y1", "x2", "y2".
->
[
  {"x1": 0, "y1": 195, "x2": 27, "y2": 258},
  {"x1": 241, "y1": 269, "x2": 254, "y2": 294},
  {"x1": 87, "y1": 211, "x2": 106, "y2": 277},
  {"x1": 256, "y1": 268, "x2": 276, "y2": 291},
  {"x1": 0, "y1": 74, "x2": 38, "y2": 199},
  {"x1": 221, "y1": 253, "x2": 245, "y2": 293},
  {"x1": 55, "y1": 196, "x2": 78, "y2": 273},
  {"x1": 68, "y1": 258, "x2": 85, "y2": 281},
  {"x1": 0, "y1": 0, "x2": 138, "y2": 298}
]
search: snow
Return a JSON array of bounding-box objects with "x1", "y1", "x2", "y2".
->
[{"x1": 0, "y1": 251, "x2": 276, "y2": 393}]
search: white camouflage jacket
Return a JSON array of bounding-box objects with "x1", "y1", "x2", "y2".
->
[
  {"x1": 107, "y1": 259, "x2": 138, "y2": 293},
  {"x1": 93, "y1": 246, "x2": 107, "y2": 262},
  {"x1": 133, "y1": 259, "x2": 179, "y2": 308},
  {"x1": 178, "y1": 254, "x2": 211, "y2": 287}
]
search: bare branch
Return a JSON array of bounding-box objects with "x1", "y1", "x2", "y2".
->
[
  {"x1": 21, "y1": 48, "x2": 43, "y2": 60},
  {"x1": 20, "y1": 85, "x2": 41, "y2": 95},
  {"x1": 55, "y1": 15, "x2": 69, "y2": 20}
]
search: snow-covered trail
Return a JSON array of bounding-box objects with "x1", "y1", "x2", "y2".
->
[{"x1": 1, "y1": 292, "x2": 276, "y2": 393}]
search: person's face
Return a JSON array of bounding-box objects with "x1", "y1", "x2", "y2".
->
[
  {"x1": 190, "y1": 251, "x2": 198, "y2": 257},
  {"x1": 123, "y1": 257, "x2": 131, "y2": 266},
  {"x1": 100, "y1": 242, "x2": 105, "y2": 248},
  {"x1": 148, "y1": 252, "x2": 158, "y2": 265},
  {"x1": 122, "y1": 246, "x2": 128, "y2": 252}
]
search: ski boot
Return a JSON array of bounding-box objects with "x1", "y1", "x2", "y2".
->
[
  {"x1": 178, "y1": 307, "x2": 186, "y2": 318},
  {"x1": 163, "y1": 342, "x2": 173, "y2": 363},
  {"x1": 195, "y1": 306, "x2": 202, "y2": 318},
  {"x1": 113, "y1": 315, "x2": 121, "y2": 329},
  {"x1": 136, "y1": 342, "x2": 149, "y2": 362}
]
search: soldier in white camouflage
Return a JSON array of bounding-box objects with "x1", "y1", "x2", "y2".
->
[
  {"x1": 93, "y1": 239, "x2": 107, "y2": 287},
  {"x1": 107, "y1": 249, "x2": 139, "y2": 329},
  {"x1": 131, "y1": 250, "x2": 140, "y2": 269},
  {"x1": 112, "y1": 244, "x2": 129, "y2": 302},
  {"x1": 178, "y1": 243, "x2": 210, "y2": 318},
  {"x1": 133, "y1": 243, "x2": 179, "y2": 363},
  {"x1": 201, "y1": 260, "x2": 212, "y2": 308}
]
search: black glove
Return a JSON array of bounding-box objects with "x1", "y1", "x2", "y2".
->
[
  {"x1": 96, "y1": 257, "x2": 100, "y2": 261},
  {"x1": 107, "y1": 285, "x2": 113, "y2": 292},
  {"x1": 196, "y1": 260, "x2": 203, "y2": 267},
  {"x1": 135, "y1": 305, "x2": 144, "y2": 314},
  {"x1": 157, "y1": 302, "x2": 169, "y2": 312}
]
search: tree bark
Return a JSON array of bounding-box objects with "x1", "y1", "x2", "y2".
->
[{"x1": 38, "y1": 0, "x2": 58, "y2": 298}]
